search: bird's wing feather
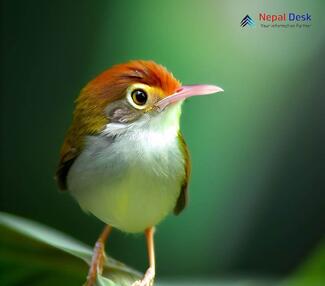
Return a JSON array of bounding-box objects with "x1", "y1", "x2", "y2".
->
[
  {"x1": 55, "y1": 81, "x2": 110, "y2": 191},
  {"x1": 55, "y1": 143, "x2": 79, "y2": 191},
  {"x1": 174, "y1": 132, "x2": 191, "y2": 215},
  {"x1": 55, "y1": 109, "x2": 108, "y2": 191}
]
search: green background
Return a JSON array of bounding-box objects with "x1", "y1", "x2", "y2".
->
[{"x1": 1, "y1": 0, "x2": 324, "y2": 282}]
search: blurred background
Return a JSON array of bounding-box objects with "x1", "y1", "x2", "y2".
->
[{"x1": 1, "y1": 0, "x2": 324, "y2": 283}]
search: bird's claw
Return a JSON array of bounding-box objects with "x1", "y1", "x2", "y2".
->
[{"x1": 132, "y1": 267, "x2": 155, "y2": 286}]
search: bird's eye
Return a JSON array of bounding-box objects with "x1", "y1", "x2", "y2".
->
[{"x1": 131, "y1": 89, "x2": 148, "y2": 106}]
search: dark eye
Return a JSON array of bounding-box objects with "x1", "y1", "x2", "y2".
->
[{"x1": 131, "y1": 89, "x2": 148, "y2": 106}]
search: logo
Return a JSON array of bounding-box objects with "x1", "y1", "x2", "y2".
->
[
  {"x1": 259, "y1": 12, "x2": 311, "y2": 22},
  {"x1": 240, "y1": 12, "x2": 311, "y2": 29},
  {"x1": 240, "y1": 15, "x2": 255, "y2": 27}
]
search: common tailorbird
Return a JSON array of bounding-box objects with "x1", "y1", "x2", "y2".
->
[{"x1": 55, "y1": 60, "x2": 223, "y2": 286}]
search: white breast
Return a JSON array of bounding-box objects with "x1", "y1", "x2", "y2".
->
[{"x1": 67, "y1": 103, "x2": 185, "y2": 233}]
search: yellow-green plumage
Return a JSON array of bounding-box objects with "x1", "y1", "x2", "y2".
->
[
  {"x1": 56, "y1": 60, "x2": 190, "y2": 232},
  {"x1": 67, "y1": 102, "x2": 188, "y2": 233}
]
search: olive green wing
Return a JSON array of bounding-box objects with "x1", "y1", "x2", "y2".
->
[
  {"x1": 55, "y1": 88, "x2": 109, "y2": 191},
  {"x1": 174, "y1": 132, "x2": 191, "y2": 215},
  {"x1": 55, "y1": 128, "x2": 81, "y2": 192}
]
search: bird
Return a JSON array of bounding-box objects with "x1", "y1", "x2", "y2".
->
[{"x1": 55, "y1": 60, "x2": 223, "y2": 286}]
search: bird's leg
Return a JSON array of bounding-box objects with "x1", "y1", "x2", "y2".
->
[
  {"x1": 132, "y1": 227, "x2": 156, "y2": 286},
  {"x1": 84, "y1": 225, "x2": 112, "y2": 286}
]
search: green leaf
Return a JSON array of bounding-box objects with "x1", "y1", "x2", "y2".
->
[
  {"x1": 0, "y1": 212, "x2": 141, "y2": 286},
  {"x1": 1, "y1": 211, "x2": 324, "y2": 286},
  {"x1": 281, "y1": 241, "x2": 325, "y2": 286}
]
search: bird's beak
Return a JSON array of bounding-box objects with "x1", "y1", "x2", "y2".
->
[{"x1": 155, "y1": 84, "x2": 224, "y2": 111}]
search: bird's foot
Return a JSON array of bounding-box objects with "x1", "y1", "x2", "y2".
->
[
  {"x1": 83, "y1": 241, "x2": 106, "y2": 286},
  {"x1": 132, "y1": 267, "x2": 155, "y2": 286}
]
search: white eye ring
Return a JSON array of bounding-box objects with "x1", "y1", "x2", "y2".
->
[{"x1": 126, "y1": 83, "x2": 150, "y2": 110}]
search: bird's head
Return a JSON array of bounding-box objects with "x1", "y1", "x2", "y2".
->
[{"x1": 70, "y1": 60, "x2": 222, "y2": 138}]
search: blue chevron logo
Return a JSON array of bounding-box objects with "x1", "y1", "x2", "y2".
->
[{"x1": 241, "y1": 15, "x2": 255, "y2": 27}]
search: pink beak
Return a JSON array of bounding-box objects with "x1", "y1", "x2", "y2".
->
[{"x1": 155, "y1": 84, "x2": 224, "y2": 111}]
